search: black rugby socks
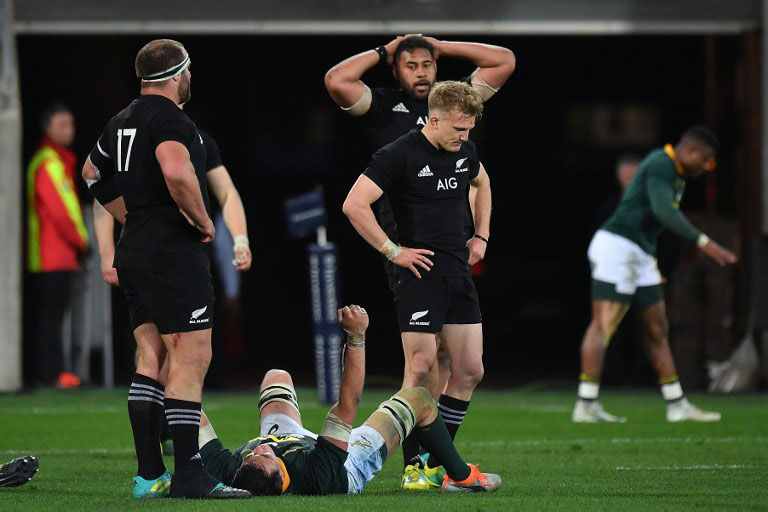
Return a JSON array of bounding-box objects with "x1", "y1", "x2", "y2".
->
[
  {"x1": 164, "y1": 398, "x2": 204, "y2": 472},
  {"x1": 415, "y1": 415, "x2": 471, "y2": 482},
  {"x1": 427, "y1": 394, "x2": 469, "y2": 468},
  {"x1": 127, "y1": 373, "x2": 166, "y2": 479}
]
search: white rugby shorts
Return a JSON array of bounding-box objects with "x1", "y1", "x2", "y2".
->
[{"x1": 588, "y1": 230, "x2": 662, "y2": 295}]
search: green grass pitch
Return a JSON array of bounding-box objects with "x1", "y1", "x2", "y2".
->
[{"x1": 0, "y1": 387, "x2": 766, "y2": 510}]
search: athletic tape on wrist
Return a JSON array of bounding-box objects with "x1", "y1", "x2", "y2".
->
[
  {"x1": 379, "y1": 239, "x2": 401, "y2": 261},
  {"x1": 344, "y1": 330, "x2": 365, "y2": 349},
  {"x1": 697, "y1": 234, "x2": 710, "y2": 248},
  {"x1": 319, "y1": 411, "x2": 353, "y2": 443}
]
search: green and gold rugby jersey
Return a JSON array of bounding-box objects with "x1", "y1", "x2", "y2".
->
[
  {"x1": 200, "y1": 434, "x2": 349, "y2": 495},
  {"x1": 601, "y1": 145, "x2": 701, "y2": 255}
]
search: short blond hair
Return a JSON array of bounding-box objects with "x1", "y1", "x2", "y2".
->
[{"x1": 428, "y1": 81, "x2": 483, "y2": 119}]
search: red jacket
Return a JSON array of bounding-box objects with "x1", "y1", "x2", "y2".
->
[{"x1": 26, "y1": 137, "x2": 88, "y2": 272}]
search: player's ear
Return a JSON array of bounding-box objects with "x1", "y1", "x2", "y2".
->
[{"x1": 429, "y1": 115, "x2": 439, "y2": 130}]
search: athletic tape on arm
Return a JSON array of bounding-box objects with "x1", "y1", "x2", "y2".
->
[{"x1": 319, "y1": 411, "x2": 353, "y2": 444}]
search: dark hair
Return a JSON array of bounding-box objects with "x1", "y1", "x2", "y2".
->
[
  {"x1": 135, "y1": 39, "x2": 186, "y2": 88},
  {"x1": 39, "y1": 102, "x2": 71, "y2": 131},
  {"x1": 232, "y1": 462, "x2": 282, "y2": 496},
  {"x1": 681, "y1": 125, "x2": 719, "y2": 152},
  {"x1": 615, "y1": 152, "x2": 642, "y2": 171},
  {"x1": 393, "y1": 36, "x2": 435, "y2": 64}
]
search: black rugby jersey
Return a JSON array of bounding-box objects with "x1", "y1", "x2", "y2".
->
[
  {"x1": 200, "y1": 434, "x2": 349, "y2": 495},
  {"x1": 360, "y1": 88, "x2": 429, "y2": 152},
  {"x1": 364, "y1": 130, "x2": 481, "y2": 276},
  {"x1": 199, "y1": 129, "x2": 223, "y2": 171},
  {"x1": 88, "y1": 95, "x2": 210, "y2": 272}
]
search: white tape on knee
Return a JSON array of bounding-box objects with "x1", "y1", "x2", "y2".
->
[
  {"x1": 319, "y1": 411, "x2": 353, "y2": 443},
  {"x1": 259, "y1": 383, "x2": 299, "y2": 413},
  {"x1": 376, "y1": 395, "x2": 417, "y2": 441}
]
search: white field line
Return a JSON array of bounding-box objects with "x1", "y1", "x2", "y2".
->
[
  {"x1": 1, "y1": 437, "x2": 765, "y2": 457},
  {"x1": 458, "y1": 436, "x2": 768, "y2": 448},
  {"x1": 615, "y1": 464, "x2": 761, "y2": 471}
]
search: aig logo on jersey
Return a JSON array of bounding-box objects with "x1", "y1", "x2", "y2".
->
[
  {"x1": 410, "y1": 310, "x2": 430, "y2": 326},
  {"x1": 189, "y1": 306, "x2": 210, "y2": 324},
  {"x1": 437, "y1": 177, "x2": 458, "y2": 190}
]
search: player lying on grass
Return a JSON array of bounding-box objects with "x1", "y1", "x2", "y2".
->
[{"x1": 198, "y1": 304, "x2": 501, "y2": 495}]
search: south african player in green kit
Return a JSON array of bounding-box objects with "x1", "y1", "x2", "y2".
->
[
  {"x1": 199, "y1": 305, "x2": 501, "y2": 495},
  {"x1": 573, "y1": 126, "x2": 737, "y2": 423}
]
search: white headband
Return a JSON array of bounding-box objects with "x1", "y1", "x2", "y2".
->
[{"x1": 140, "y1": 55, "x2": 190, "y2": 82}]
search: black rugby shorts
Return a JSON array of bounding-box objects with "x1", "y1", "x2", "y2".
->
[
  {"x1": 393, "y1": 274, "x2": 481, "y2": 333},
  {"x1": 117, "y1": 265, "x2": 214, "y2": 335}
]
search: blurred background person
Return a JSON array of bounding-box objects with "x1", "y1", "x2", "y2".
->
[{"x1": 24, "y1": 102, "x2": 88, "y2": 388}]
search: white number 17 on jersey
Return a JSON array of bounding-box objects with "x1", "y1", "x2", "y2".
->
[{"x1": 117, "y1": 128, "x2": 137, "y2": 172}]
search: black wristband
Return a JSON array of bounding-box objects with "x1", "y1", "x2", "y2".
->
[
  {"x1": 374, "y1": 46, "x2": 388, "y2": 66},
  {"x1": 473, "y1": 234, "x2": 489, "y2": 244}
]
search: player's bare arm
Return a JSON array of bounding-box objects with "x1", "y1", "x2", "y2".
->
[
  {"x1": 698, "y1": 236, "x2": 738, "y2": 266},
  {"x1": 156, "y1": 140, "x2": 215, "y2": 242},
  {"x1": 424, "y1": 38, "x2": 516, "y2": 101},
  {"x1": 324, "y1": 35, "x2": 412, "y2": 116},
  {"x1": 343, "y1": 174, "x2": 434, "y2": 278},
  {"x1": 322, "y1": 305, "x2": 369, "y2": 451},
  {"x1": 467, "y1": 163, "x2": 491, "y2": 265},
  {"x1": 207, "y1": 165, "x2": 251, "y2": 271},
  {"x1": 92, "y1": 200, "x2": 119, "y2": 286}
]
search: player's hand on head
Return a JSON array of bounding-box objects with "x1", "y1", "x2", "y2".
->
[
  {"x1": 338, "y1": 304, "x2": 369, "y2": 334},
  {"x1": 700, "y1": 239, "x2": 737, "y2": 266},
  {"x1": 384, "y1": 34, "x2": 422, "y2": 65},
  {"x1": 393, "y1": 247, "x2": 434, "y2": 279},
  {"x1": 466, "y1": 237, "x2": 487, "y2": 266},
  {"x1": 422, "y1": 36, "x2": 442, "y2": 59}
]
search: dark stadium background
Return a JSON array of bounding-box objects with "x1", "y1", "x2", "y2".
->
[{"x1": 17, "y1": 35, "x2": 745, "y2": 388}]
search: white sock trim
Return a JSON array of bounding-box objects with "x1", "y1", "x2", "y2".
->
[
  {"x1": 661, "y1": 381, "x2": 684, "y2": 401},
  {"x1": 578, "y1": 381, "x2": 600, "y2": 400}
]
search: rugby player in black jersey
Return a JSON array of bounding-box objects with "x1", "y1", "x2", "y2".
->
[
  {"x1": 343, "y1": 80, "x2": 491, "y2": 487},
  {"x1": 82, "y1": 39, "x2": 249, "y2": 499},
  {"x1": 326, "y1": 35, "x2": 513, "y2": 488},
  {"x1": 198, "y1": 304, "x2": 501, "y2": 495}
]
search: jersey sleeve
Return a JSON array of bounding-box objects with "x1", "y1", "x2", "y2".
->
[
  {"x1": 200, "y1": 130, "x2": 223, "y2": 171},
  {"x1": 359, "y1": 88, "x2": 387, "y2": 126},
  {"x1": 646, "y1": 174, "x2": 701, "y2": 242},
  {"x1": 152, "y1": 110, "x2": 195, "y2": 151},
  {"x1": 301, "y1": 436, "x2": 348, "y2": 495},
  {"x1": 199, "y1": 439, "x2": 241, "y2": 486},
  {"x1": 363, "y1": 145, "x2": 404, "y2": 192},
  {"x1": 88, "y1": 128, "x2": 115, "y2": 179}
]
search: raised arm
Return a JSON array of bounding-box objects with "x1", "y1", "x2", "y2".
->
[
  {"x1": 466, "y1": 163, "x2": 491, "y2": 265},
  {"x1": 342, "y1": 174, "x2": 434, "y2": 278},
  {"x1": 426, "y1": 38, "x2": 516, "y2": 101},
  {"x1": 156, "y1": 141, "x2": 214, "y2": 242},
  {"x1": 320, "y1": 305, "x2": 369, "y2": 451},
  {"x1": 207, "y1": 166, "x2": 251, "y2": 271},
  {"x1": 324, "y1": 36, "x2": 407, "y2": 116}
]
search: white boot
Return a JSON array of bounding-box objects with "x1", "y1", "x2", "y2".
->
[
  {"x1": 666, "y1": 399, "x2": 721, "y2": 422},
  {"x1": 572, "y1": 400, "x2": 627, "y2": 423}
]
